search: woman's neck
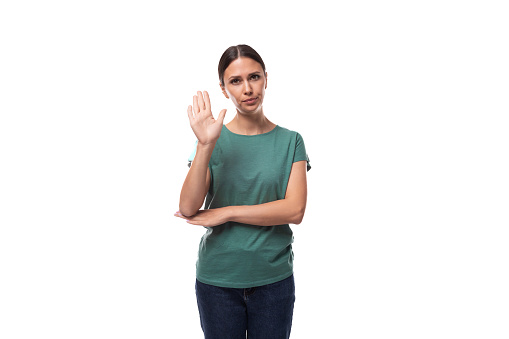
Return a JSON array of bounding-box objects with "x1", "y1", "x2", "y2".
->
[{"x1": 226, "y1": 112, "x2": 275, "y2": 136}]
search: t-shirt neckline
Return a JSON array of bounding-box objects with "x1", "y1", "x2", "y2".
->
[{"x1": 223, "y1": 124, "x2": 279, "y2": 137}]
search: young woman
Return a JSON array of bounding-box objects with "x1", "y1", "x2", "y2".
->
[{"x1": 175, "y1": 44, "x2": 310, "y2": 339}]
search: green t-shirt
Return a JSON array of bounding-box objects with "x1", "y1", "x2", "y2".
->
[{"x1": 187, "y1": 124, "x2": 310, "y2": 288}]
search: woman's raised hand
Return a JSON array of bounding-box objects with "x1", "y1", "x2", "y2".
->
[{"x1": 187, "y1": 91, "x2": 227, "y2": 146}]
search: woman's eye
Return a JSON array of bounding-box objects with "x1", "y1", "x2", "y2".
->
[{"x1": 230, "y1": 75, "x2": 259, "y2": 85}]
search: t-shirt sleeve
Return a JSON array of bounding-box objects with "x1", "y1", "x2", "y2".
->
[
  {"x1": 294, "y1": 132, "x2": 311, "y2": 172},
  {"x1": 187, "y1": 140, "x2": 198, "y2": 168}
]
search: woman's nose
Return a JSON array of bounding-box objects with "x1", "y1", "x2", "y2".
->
[{"x1": 243, "y1": 82, "x2": 253, "y2": 94}]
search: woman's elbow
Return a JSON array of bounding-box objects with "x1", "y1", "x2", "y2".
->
[
  {"x1": 292, "y1": 208, "x2": 306, "y2": 225},
  {"x1": 178, "y1": 203, "x2": 197, "y2": 218}
]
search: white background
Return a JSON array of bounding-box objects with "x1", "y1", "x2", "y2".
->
[{"x1": 1, "y1": 0, "x2": 508, "y2": 338}]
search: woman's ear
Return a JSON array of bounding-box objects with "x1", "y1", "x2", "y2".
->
[{"x1": 219, "y1": 82, "x2": 229, "y2": 99}]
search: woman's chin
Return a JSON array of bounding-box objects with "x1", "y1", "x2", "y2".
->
[{"x1": 238, "y1": 103, "x2": 263, "y2": 115}]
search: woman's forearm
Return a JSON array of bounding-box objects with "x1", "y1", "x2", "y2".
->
[
  {"x1": 226, "y1": 199, "x2": 305, "y2": 226},
  {"x1": 179, "y1": 142, "x2": 215, "y2": 217}
]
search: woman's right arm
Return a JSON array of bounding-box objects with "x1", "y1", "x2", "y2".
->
[
  {"x1": 179, "y1": 142, "x2": 214, "y2": 217},
  {"x1": 178, "y1": 90, "x2": 226, "y2": 217}
]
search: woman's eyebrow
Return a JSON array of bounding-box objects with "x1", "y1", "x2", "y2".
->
[{"x1": 228, "y1": 72, "x2": 261, "y2": 80}]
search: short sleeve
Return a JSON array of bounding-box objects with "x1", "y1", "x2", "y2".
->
[
  {"x1": 294, "y1": 132, "x2": 311, "y2": 172},
  {"x1": 187, "y1": 140, "x2": 198, "y2": 168}
]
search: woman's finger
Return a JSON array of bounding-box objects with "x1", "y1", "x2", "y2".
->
[
  {"x1": 193, "y1": 95, "x2": 199, "y2": 114},
  {"x1": 203, "y1": 91, "x2": 211, "y2": 111},
  {"x1": 174, "y1": 211, "x2": 186, "y2": 219},
  {"x1": 187, "y1": 105, "x2": 194, "y2": 121},
  {"x1": 217, "y1": 109, "x2": 227, "y2": 124},
  {"x1": 187, "y1": 219, "x2": 211, "y2": 227},
  {"x1": 197, "y1": 91, "x2": 206, "y2": 111}
]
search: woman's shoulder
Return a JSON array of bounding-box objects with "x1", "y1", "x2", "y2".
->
[
  {"x1": 275, "y1": 125, "x2": 300, "y2": 136},
  {"x1": 275, "y1": 125, "x2": 305, "y2": 141}
]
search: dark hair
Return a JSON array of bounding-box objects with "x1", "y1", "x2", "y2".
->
[{"x1": 218, "y1": 44, "x2": 266, "y2": 87}]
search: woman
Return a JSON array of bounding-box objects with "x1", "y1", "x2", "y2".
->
[{"x1": 175, "y1": 44, "x2": 310, "y2": 339}]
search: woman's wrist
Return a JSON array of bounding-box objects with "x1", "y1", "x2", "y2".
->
[
  {"x1": 197, "y1": 140, "x2": 216, "y2": 150},
  {"x1": 222, "y1": 206, "x2": 236, "y2": 223}
]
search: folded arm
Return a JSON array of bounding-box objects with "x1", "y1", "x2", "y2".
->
[
  {"x1": 179, "y1": 142, "x2": 214, "y2": 217},
  {"x1": 176, "y1": 160, "x2": 308, "y2": 226}
]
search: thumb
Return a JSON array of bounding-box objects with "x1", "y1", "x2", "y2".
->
[{"x1": 217, "y1": 109, "x2": 227, "y2": 124}]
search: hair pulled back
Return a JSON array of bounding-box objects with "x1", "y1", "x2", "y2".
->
[{"x1": 218, "y1": 44, "x2": 266, "y2": 87}]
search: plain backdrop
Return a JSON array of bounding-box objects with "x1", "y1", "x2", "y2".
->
[{"x1": 1, "y1": 0, "x2": 508, "y2": 338}]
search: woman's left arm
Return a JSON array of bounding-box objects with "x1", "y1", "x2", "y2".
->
[{"x1": 175, "y1": 160, "x2": 308, "y2": 227}]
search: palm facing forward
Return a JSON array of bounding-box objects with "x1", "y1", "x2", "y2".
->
[{"x1": 187, "y1": 91, "x2": 227, "y2": 145}]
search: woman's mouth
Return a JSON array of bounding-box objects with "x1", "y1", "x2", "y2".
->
[{"x1": 243, "y1": 97, "x2": 258, "y2": 104}]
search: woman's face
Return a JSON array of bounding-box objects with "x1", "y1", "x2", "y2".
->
[{"x1": 220, "y1": 57, "x2": 267, "y2": 115}]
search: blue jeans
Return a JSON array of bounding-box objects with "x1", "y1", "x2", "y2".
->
[{"x1": 195, "y1": 275, "x2": 295, "y2": 339}]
